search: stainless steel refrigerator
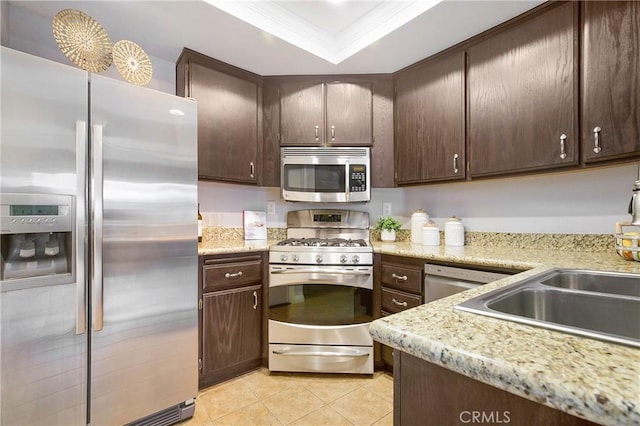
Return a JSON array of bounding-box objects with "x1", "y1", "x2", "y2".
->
[{"x1": 0, "y1": 47, "x2": 199, "y2": 425}]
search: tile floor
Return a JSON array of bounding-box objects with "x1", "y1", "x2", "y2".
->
[{"x1": 181, "y1": 368, "x2": 394, "y2": 426}]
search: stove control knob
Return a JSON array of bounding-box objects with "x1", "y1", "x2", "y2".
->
[
  {"x1": 339, "y1": 255, "x2": 348, "y2": 264},
  {"x1": 315, "y1": 255, "x2": 323, "y2": 264},
  {"x1": 280, "y1": 254, "x2": 288, "y2": 262},
  {"x1": 292, "y1": 255, "x2": 299, "y2": 262},
  {"x1": 352, "y1": 255, "x2": 360, "y2": 264}
]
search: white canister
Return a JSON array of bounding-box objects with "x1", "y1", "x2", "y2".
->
[
  {"x1": 445, "y1": 216, "x2": 465, "y2": 246},
  {"x1": 422, "y1": 222, "x2": 440, "y2": 246},
  {"x1": 411, "y1": 210, "x2": 429, "y2": 243}
]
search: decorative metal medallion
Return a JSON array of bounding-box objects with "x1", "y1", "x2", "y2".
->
[
  {"x1": 113, "y1": 40, "x2": 153, "y2": 86},
  {"x1": 52, "y1": 9, "x2": 113, "y2": 73}
]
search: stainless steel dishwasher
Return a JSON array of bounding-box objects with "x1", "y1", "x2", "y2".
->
[{"x1": 424, "y1": 263, "x2": 511, "y2": 303}]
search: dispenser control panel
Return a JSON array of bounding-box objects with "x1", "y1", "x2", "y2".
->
[{"x1": 0, "y1": 194, "x2": 73, "y2": 234}]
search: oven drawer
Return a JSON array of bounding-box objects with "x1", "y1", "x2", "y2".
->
[
  {"x1": 203, "y1": 259, "x2": 262, "y2": 292},
  {"x1": 381, "y1": 263, "x2": 422, "y2": 294},
  {"x1": 381, "y1": 287, "x2": 422, "y2": 313}
]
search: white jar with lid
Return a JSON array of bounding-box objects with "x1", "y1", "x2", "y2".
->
[
  {"x1": 411, "y1": 210, "x2": 429, "y2": 243},
  {"x1": 422, "y1": 222, "x2": 440, "y2": 246},
  {"x1": 445, "y1": 216, "x2": 465, "y2": 246}
]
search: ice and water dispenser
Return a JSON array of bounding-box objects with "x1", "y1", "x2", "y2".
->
[{"x1": 0, "y1": 194, "x2": 74, "y2": 291}]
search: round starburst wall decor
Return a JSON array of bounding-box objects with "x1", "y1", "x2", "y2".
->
[
  {"x1": 52, "y1": 9, "x2": 113, "y2": 73},
  {"x1": 113, "y1": 40, "x2": 153, "y2": 86}
]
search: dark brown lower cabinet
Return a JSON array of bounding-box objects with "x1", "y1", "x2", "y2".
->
[
  {"x1": 198, "y1": 253, "x2": 267, "y2": 388},
  {"x1": 394, "y1": 351, "x2": 596, "y2": 426},
  {"x1": 201, "y1": 285, "x2": 262, "y2": 385}
]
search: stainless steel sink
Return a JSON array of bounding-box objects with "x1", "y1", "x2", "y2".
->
[
  {"x1": 456, "y1": 269, "x2": 640, "y2": 348},
  {"x1": 539, "y1": 269, "x2": 640, "y2": 297}
]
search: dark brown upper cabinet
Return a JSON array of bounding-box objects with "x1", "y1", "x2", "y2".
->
[
  {"x1": 581, "y1": 1, "x2": 640, "y2": 164},
  {"x1": 279, "y1": 80, "x2": 373, "y2": 146},
  {"x1": 394, "y1": 50, "x2": 466, "y2": 185},
  {"x1": 467, "y1": 2, "x2": 579, "y2": 178},
  {"x1": 176, "y1": 48, "x2": 262, "y2": 184}
]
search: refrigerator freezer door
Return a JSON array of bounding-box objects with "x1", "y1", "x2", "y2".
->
[
  {"x1": 89, "y1": 74, "x2": 198, "y2": 425},
  {"x1": 0, "y1": 47, "x2": 89, "y2": 424}
]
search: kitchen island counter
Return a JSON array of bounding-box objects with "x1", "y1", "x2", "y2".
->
[{"x1": 369, "y1": 242, "x2": 640, "y2": 426}]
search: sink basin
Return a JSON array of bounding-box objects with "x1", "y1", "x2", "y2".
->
[
  {"x1": 539, "y1": 269, "x2": 640, "y2": 297},
  {"x1": 456, "y1": 269, "x2": 640, "y2": 348}
]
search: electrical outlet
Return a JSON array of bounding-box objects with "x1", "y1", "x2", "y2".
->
[
  {"x1": 382, "y1": 202, "x2": 392, "y2": 217},
  {"x1": 267, "y1": 201, "x2": 276, "y2": 215}
]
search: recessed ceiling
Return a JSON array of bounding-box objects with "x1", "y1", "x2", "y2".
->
[
  {"x1": 204, "y1": 0, "x2": 444, "y2": 64},
  {"x1": 6, "y1": 0, "x2": 545, "y2": 75}
]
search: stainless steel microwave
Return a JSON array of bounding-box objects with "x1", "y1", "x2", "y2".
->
[{"x1": 281, "y1": 147, "x2": 370, "y2": 203}]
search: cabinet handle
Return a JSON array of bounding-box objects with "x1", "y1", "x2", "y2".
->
[
  {"x1": 315, "y1": 125, "x2": 319, "y2": 141},
  {"x1": 224, "y1": 271, "x2": 243, "y2": 278},
  {"x1": 253, "y1": 291, "x2": 258, "y2": 310},
  {"x1": 559, "y1": 134, "x2": 567, "y2": 159},
  {"x1": 249, "y1": 161, "x2": 255, "y2": 178},
  {"x1": 391, "y1": 273, "x2": 408, "y2": 281},
  {"x1": 331, "y1": 125, "x2": 336, "y2": 140},
  {"x1": 392, "y1": 298, "x2": 408, "y2": 307},
  {"x1": 593, "y1": 126, "x2": 602, "y2": 153},
  {"x1": 453, "y1": 153, "x2": 459, "y2": 174}
]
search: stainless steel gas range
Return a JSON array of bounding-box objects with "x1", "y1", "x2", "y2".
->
[{"x1": 268, "y1": 210, "x2": 374, "y2": 374}]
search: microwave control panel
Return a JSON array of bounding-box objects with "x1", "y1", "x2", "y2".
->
[{"x1": 349, "y1": 165, "x2": 367, "y2": 192}]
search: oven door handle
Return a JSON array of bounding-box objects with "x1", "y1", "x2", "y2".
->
[
  {"x1": 270, "y1": 269, "x2": 371, "y2": 276},
  {"x1": 272, "y1": 349, "x2": 369, "y2": 357}
]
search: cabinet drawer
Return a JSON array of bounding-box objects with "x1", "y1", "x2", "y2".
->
[
  {"x1": 381, "y1": 263, "x2": 422, "y2": 294},
  {"x1": 381, "y1": 287, "x2": 422, "y2": 314},
  {"x1": 203, "y1": 259, "x2": 262, "y2": 292}
]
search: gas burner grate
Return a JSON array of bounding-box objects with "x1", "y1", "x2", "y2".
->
[{"x1": 276, "y1": 238, "x2": 369, "y2": 248}]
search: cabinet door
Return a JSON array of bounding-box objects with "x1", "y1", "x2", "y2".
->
[
  {"x1": 326, "y1": 82, "x2": 373, "y2": 146},
  {"x1": 280, "y1": 81, "x2": 324, "y2": 145},
  {"x1": 189, "y1": 62, "x2": 259, "y2": 183},
  {"x1": 582, "y1": 1, "x2": 640, "y2": 163},
  {"x1": 201, "y1": 285, "x2": 262, "y2": 378},
  {"x1": 395, "y1": 50, "x2": 465, "y2": 184},
  {"x1": 468, "y1": 2, "x2": 578, "y2": 177}
]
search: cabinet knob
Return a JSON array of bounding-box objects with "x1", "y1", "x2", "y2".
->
[
  {"x1": 253, "y1": 291, "x2": 258, "y2": 310},
  {"x1": 224, "y1": 271, "x2": 243, "y2": 278},
  {"x1": 453, "y1": 153, "x2": 459, "y2": 174},
  {"x1": 315, "y1": 125, "x2": 319, "y2": 141},
  {"x1": 331, "y1": 125, "x2": 336, "y2": 141},
  {"x1": 593, "y1": 126, "x2": 602, "y2": 153},
  {"x1": 392, "y1": 298, "x2": 408, "y2": 307},
  {"x1": 249, "y1": 161, "x2": 255, "y2": 178}
]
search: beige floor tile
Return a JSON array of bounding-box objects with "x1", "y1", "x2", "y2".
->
[
  {"x1": 261, "y1": 385, "x2": 325, "y2": 424},
  {"x1": 372, "y1": 412, "x2": 394, "y2": 426},
  {"x1": 212, "y1": 401, "x2": 283, "y2": 426},
  {"x1": 241, "y1": 369, "x2": 299, "y2": 400},
  {"x1": 362, "y1": 373, "x2": 393, "y2": 402},
  {"x1": 289, "y1": 406, "x2": 353, "y2": 426},
  {"x1": 330, "y1": 387, "x2": 393, "y2": 426},
  {"x1": 303, "y1": 378, "x2": 365, "y2": 404},
  {"x1": 198, "y1": 379, "x2": 259, "y2": 420}
]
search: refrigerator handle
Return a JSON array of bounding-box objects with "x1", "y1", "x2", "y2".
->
[
  {"x1": 76, "y1": 121, "x2": 87, "y2": 335},
  {"x1": 92, "y1": 124, "x2": 104, "y2": 332}
]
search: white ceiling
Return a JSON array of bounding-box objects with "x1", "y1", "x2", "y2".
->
[{"x1": 7, "y1": 0, "x2": 545, "y2": 75}]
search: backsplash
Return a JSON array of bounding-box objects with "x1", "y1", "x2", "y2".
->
[{"x1": 201, "y1": 226, "x2": 613, "y2": 252}]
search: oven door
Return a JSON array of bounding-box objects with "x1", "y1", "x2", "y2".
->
[{"x1": 268, "y1": 265, "x2": 373, "y2": 345}]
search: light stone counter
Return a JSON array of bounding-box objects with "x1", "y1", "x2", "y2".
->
[
  {"x1": 197, "y1": 239, "x2": 275, "y2": 256},
  {"x1": 368, "y1": 242, "x2": 640, "y2": 426}
]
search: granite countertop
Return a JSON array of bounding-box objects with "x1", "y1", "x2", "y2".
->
[
  {"x1": 368, "y1": 242, "x2": 640, "y2": 426},
  {"x1": 198, "y1": 239, "x2": 275, "y2": 256}
]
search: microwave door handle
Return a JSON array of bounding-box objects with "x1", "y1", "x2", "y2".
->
[{"x1": 345, "y1": 160, "x2": 350, "y2": 202}]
